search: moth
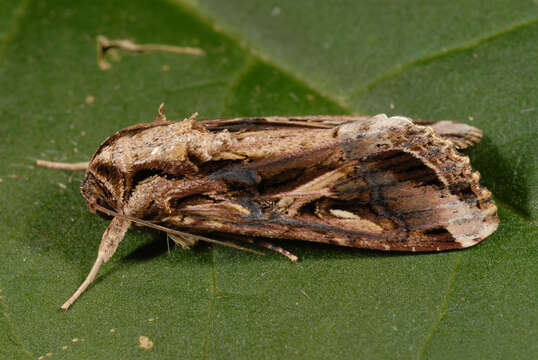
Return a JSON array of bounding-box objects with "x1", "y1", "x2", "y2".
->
[{"x1": 38, "y1": 106, "x2": 499, "y2": 310}]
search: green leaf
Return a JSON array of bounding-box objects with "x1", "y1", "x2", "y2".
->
[{"x1": 0, "y1": 0, "x2": 536, "y2": 359}]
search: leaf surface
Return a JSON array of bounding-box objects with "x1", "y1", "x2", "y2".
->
[{"x1": 0, "y1": 0, "x2": 536, "y2": 359}]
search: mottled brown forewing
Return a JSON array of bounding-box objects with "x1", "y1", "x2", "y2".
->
[{"x1": 84, "y1": 114, "x2": 498, "y2": 253}]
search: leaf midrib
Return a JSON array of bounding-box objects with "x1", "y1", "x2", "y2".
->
[{"x1": 171, "y1": 0, "x2": 538, "y2": 110}]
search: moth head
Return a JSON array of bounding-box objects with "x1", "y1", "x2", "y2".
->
[{"x1": 80, "y1": 163, "x2": 124, "y2": 214}]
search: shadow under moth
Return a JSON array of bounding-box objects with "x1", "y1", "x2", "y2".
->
[{"x1": 38, "y1": 106, "x2": 499, "y2": 310}]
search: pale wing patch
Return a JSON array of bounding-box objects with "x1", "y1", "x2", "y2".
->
[{"x1": 329, "y1": 209, "x2": 384, "y2": 232}]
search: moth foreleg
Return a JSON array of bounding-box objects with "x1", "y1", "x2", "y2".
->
[
  {"x1": 60, "y1": 252, "x2": 104, "y2": 311},
  {"x1": 61, "y1": 216, "x2": 130, "y2": 311}
]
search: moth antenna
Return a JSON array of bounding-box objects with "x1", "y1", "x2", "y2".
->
[
  {"x1": 36, "y1": 160, "x2": 89, "y2": 171},
  {"x1": 93, "y1": 204, "x2": 264, "y2": 255},
  {"x1": 61, "y1": 216, "x2": 130, "y2": 311}
]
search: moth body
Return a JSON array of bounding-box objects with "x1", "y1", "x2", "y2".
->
[{"x1": 56, "y1": 112, "x2": 499, "y2": 310}]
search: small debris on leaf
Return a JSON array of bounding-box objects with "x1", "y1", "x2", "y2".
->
[{"x1": 138, "y1": 335, "x2": 154, "y2": 350}]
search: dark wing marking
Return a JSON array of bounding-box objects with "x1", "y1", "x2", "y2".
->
[{"x1": 161, "y1": 116, "x2": 497, "y2": 252}]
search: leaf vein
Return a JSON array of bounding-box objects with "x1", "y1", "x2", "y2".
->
[
  {"x1": 348, "y1": 17, "x2": 538, "y2": 100},
  {"x1": 418, "y1": 252, "x2": 464, "y2": 360},
  {"x1": 169, "y1": 0, "x2": 353, "y2": 113},
  {"x1": 201, "y1": 249, "x2": 217, "y2": 360},
  {"x1": 219, "y1": 55, "x2": 256, "y2": 117},
  {"x1": 170, "y1": 0, "x2": 537, "y2": 112}
]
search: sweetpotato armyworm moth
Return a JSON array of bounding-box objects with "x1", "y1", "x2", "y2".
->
[{"x1": 38, "y1": 106, "x2": 498, "y2": 310}]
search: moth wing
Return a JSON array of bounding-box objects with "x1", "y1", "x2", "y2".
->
[
  {"x1": 164, "y1": 115, "x2": 497, "y2": 252},
  {"x1": 200, "y1": 115, "x2": 364, "y2": 132},
  {"x1": 201, "y1": 116, "x2": 482, "y2": 149},
  {"x1": 413, "y1": 120, "x2": 483, "y2": 149}
]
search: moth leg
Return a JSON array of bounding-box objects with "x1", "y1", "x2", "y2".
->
[
  {"x1": 165, "y1": 231, "x2": 265, "y2": 256},
  {"x1": 61, "y1": 216, "x2": 130, "y2": 311},
  {"x1": 154, "y1": 104, "x2": 198, "y2": 124},
  {"x1": 186, "y1": 112, "x2": 199, "y2": 121},
  {"x1": 36, "y1": 160, "x2": 89, "y2": 171},
  {"x1": 234, "y1": 239, "x2": 298, "y2": 263},
  {"x1": 154, "y1": 103, "x2": 167, "y2": 122},
  {"x1": 60, "y1": 253, "x2": 104, "y2": 311},
  {"x1": 256, "y1": 241, "x2": 298, "y2": 263},
  {"x1": 167, "y1": 233, "x2": 198, "y2": 249}
]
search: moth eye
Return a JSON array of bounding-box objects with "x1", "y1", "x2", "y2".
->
[{"x1": 81, "y1": 169, "x2": 118, "y2": 210}]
